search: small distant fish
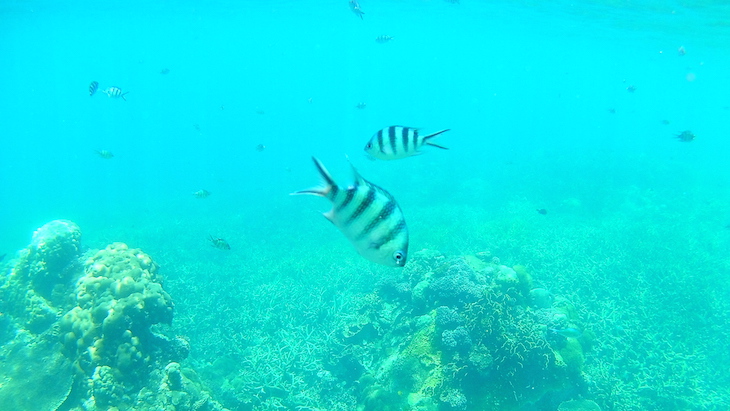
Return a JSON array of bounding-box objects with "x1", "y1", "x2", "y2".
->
[
  {"x1": 349, "y1": 0, "x2": 364, "y2": 19},
  {"x1": 355, "y1": 102, "x2": 367, "y2": 109},
  {"x1": 89, "y1": 81, "x2": 99, "y2": 96},
  {"x1": 0, "y1": 253, "x2": 6, "y2": 262},
  {"x1": 209, "y1": 235, "x2": 231, "y2": 250},
  {"x1": 102, "y1": 87, "x2": 129, "y2": 101},
  {"x1": 365, "y1": 126, "x2": 450, "y2": 160},
  {"x1": 193, "y1": 124, "x2": 201, "y2": 132},
  {"x1": 292, "y1": 157, "x2": 409, "y2": 267},
  {"x1": 607, "y1": 108, "x2": 616, "y2": 114},
  {"x1": 536, "y1": 208, "x2": 547, "y2": 215},
  {"x1": 661, "y1": 119, "x2": 670, "y2": 125},
  {"x1": 193, "y1": 189, "x2": 211, "y2": 199},
  {"x1": 375, "y1": 35, "x2": 394, "y2": 44},
  {"x1": 677, "y1": 46, "x2": 686, "y2": 56},
  {"x1": 549, "y1": 328, "x2": 582, "y2": 338},
  {"x1": 255, "y1": 107, "x2": 265, "y2": 115},
  {"x1": 160, "y1": 68, "x2": 170, "y2": 75},
  {"x1": 255, "y1": 144, "x2": 266, "y2": 152},
  {"x1": 626, "y1": 85, "x2": 637, "y2": 93},
  {"x1": 676, "y1": 130, "x2": 696, "y2": 142},
  {"x1": 95, "y1": 150, "x2": 114, "y2": 159}
]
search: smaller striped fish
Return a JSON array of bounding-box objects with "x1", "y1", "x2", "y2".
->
[
  {"x1": 102, "y1": 86, "x2": 129, "y2": 101},
  {"x1": 292, "y1": 157, "x2": 408, "y2": 267},
  {"x1": 89, "y1": 81, "x2": 99, "y2": 96},
  {"x1": 365, "y1": 126, "x2": 450, "y2": 160},
  {"x1": 375, "y1": 35, "x2": 394, "y2": 44}
]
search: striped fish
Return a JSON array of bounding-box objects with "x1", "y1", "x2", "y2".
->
[
  {"x1": 365, "y1": 126, "x2": 450, "y2": 160},
  {"x1": 292, "y1": 157, "x2": 408, "y2": 267},
  {"x1": 89, "y1": 81, "x2": 99, "y2": 96},
  {"x1": 102, "y1": 86, "x2": 129, "y2": 101},
  {"x1": 375, "y1": 35, "x2": 394, "y2": 44}
]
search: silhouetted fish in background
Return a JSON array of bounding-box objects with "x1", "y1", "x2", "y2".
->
[
  {"x1": 376, "y1": 35, "x2": 394, "y2": 44},
  {"x1": 676, "y1": 130, "x2": 696, "y2": 142},
  {"x1": 193, "y1": 189, "x2": 211, "y2": 199},
  {"x1": 0, "y1": 253, "x2": 6, "y2": 262},
  {"x1": 102, "y1": 86, "x2": 129, "y2": 101},
  {"x1": 349, "y1": 0, "x2": 364, "y2": 19},
  {"x1": 95, "y1": 150, "x2": 114, "y2": 159},
  {"x1": 209, "y1": 235, "x2": 231, "y2": 250},
  {"x1": 255, "y1": 144, "x2": 266, "y2": 152},
  {"x1": 89, "y1": 81, "x2": 99, "y2": 96},
  {"x1": 537, "y1": 208, "x2": 548, "y2": 215}
]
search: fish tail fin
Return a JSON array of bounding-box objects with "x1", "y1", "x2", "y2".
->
[
  {"x1": 290, "y1": 157, "x2": 336, "y2": 198},
  {"x1": 122, "y1": 92, "x2": 129, "y2": 101},
  {"x1": 423, "y1": 129, "x2": 450, "y2": 150}
]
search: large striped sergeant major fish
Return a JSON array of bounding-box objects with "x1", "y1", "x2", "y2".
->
[
  {"x1": 292, "y1": 157, "x2": 409, "y2": 267},
  {"x1": 365, "y1": 125, "x2": 450, "y2": 160}
]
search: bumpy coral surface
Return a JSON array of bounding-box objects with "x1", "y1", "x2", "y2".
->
[
  {"x1": 0, "y1": 221, "x2": 228, "y2": 411},
  {"x1": 59, "y1": 242, "x2": 174, "y2": 374}
]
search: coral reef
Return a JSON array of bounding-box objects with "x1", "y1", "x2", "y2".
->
[
  {"x1": 0, "y1": 220, "x2": 228, "y2": 411},
  {"x1": 322, "y1": 249, "x2": 590, "y2": 410}
]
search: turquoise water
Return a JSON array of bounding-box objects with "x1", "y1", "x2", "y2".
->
[{"x1": 1, "y1": 1, "x2": 730, "y2": 410}]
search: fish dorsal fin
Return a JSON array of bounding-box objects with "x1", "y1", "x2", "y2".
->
[{"x1": 345, "y1": 155, "x2": 367, "y2": 186}]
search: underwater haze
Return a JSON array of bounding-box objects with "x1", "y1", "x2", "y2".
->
[{"x1": 1, "y1": 0, "x2": 730, "y2": 410}]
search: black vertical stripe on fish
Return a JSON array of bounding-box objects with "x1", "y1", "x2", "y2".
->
[
  {"x1": 388, "y1": 126, "x2": 398, "y2": 156},
  {"x1": 401, "y1": 127, "x2": 410, "y2": 153},
  {"x1": 373, "y1": 219, "x2": 408, "y2": 249},
  {"x1": 377, "y1": 129, "x2": 386, "y2": 155},
  {"x1": 347, "y1": 187, "x2": 376, "y2": 225},
  {"x1": 358, "y1": 200, "x2": 395, "y2": 239},
  {"x1": 336, "y1": 188, "x2": 356, "y2": 212},
  {"x1": 412, "y1": 128, "x2": 419, "y2": 150}
]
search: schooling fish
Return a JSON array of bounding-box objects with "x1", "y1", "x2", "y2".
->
[
  {"x1": 365, "y1": 126, "x2": 450, "y2": 160},
  {"x1": 375, "y1": 35, "x2": 394, "y2": 44},
  {"x1": 292, "y1": 157, "x2": 408, "y2": 267},
  {"x1": 102, "y1": 86, "x2": 129, "y2": 101},
  {"x1": 89, "y1": 81, "x2": 99, "y2": 96}
]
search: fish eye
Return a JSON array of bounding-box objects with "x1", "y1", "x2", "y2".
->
[
  {"x1": 365, "y1": 143, "x2": 372, "y2": 149},
  {"x1": 393, "y1": 251, "x2": 405, "y2": 264}
]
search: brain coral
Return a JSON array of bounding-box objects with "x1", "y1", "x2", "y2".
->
[{"x1": 59, "y1": 242, "x2": 174, "y2": 374}]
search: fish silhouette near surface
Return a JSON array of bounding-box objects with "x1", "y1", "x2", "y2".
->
[
  {"x1": 292, "y1": 157, "x2": 409, "y2": 267},
  {"x1": 375, "y1": 35, "x2": 394, "y2": 44},
  {"x1": 349, "y1": 0, "x2": 364, "y2": 19},
  {"x1": 365, "y1": 126, "x2": 449, "y2": 160}
]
